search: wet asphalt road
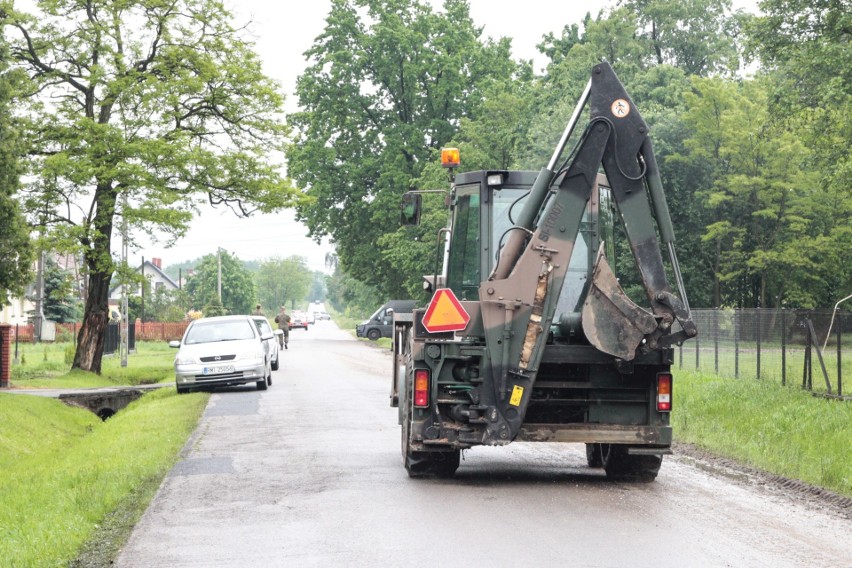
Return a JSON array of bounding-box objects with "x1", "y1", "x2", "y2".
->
[{"x1": 115, "y1": 320, "x2": 851, "y2": 568}]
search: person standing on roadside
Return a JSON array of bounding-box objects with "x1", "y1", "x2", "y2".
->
[
  {"x1": 253, "y1": 303, "x2": 265, "y2": 316},
  {"x1": 274, "y1": 305, "x2": 291, "y2": 349}
]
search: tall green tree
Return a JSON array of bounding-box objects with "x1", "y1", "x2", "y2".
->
[
  {"x1": 145, "y1": 287, "x2": 191, "y2": 323},
  {"x1": 746, "y1": 0, "x2": 852, "y2": 307},
  {"x1": 1, "y1": 0, "x2": 295, "y2": 373},
  {"x1": 42, "y1": 257, "x2": 80, "y2": 323},
  {"x1": 325, "y1": 268, "x2": 384, "y2": 317},
  {"x1": 184, "y1": 251, "x2": 255, "y2": 316},
  {"x1": 623, "y1": 0, "x2": 743, "y2": 75},
  {"x1": 674, "y1": 76, "x2": 825, "y2": 308},
  {"x1": 0, "y1": 33, "x2": 32, "y2": 305},
  {"x1": 288, "y1": 0, "x2": 518, "y2": 298},
  {"x1": 254, "y1": 256, "x2": 312, "y2": 313}
]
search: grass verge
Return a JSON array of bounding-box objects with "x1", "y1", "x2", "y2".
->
[
  {"x1": 0, "y1": 387, "x2": 209, "y2": 566},
  {"x1": 672, "y1": 369, "x2": 852, "y2": 497},
  {"x1": 10, "y1": 341, "x2": 175, "y2": 388}
]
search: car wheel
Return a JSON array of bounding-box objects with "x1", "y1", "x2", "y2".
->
[
  {"x1": 256, "y1": 378, "x2": 268, "y2": 391},
  {"x1": 267, "y1": 372, "x2": 272, "y2": 386},
  {"x1": 367, "y1": 328, "x2": 381, "y2": 341},
  {"x1": 601, "y1": 444, "x2": 662, "y2": 482},
  {"x1": 586, "y1": 443, "x2": 604, "y2": 468},
  {"x1": 176, "y1": 386, "x2": 190, "y2": 395},
  {"x1": 271, "y1": 356, "x2": 279, "y2": 371}
]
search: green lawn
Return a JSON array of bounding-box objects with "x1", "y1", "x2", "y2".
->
[
  {"x1": 672, "y1": 369, "x2": 852, "y2": 497},
  {"x1": 10, "y1": 340, "x2": 175, "y2": 388},
  {"x1": 0, "y1": 387, "x2": 209, "y2": 567}
]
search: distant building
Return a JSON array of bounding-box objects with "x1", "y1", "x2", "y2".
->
[
  {"x1": 0, "y1": 294, "x2": 34, "y2": 325},
  {"x1": 1, "y1": 251, "x2": 84, "y2": 324},
  {"x1": 109, "y1": 258, "x2": 180, "y2": 302}
]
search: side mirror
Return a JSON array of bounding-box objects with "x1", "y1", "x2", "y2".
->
[
  {"x1": 400, "y1": 192, "x2": 421, "y2": 226},
  {"x1": 168, "y1": 340, "x2": 180, "y2": 348}
]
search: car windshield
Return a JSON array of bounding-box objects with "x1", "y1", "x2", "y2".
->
[
  {"x1": 185, "y1": 320, "x2": 256, "y2": 345},
  {"x1": 253, "y1": 318, "x2": 272, "y2": 335}
]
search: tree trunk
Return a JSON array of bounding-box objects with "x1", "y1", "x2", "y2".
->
[
  {"x1": 72, "y1": 181, "x2": 116, "y2": 374},
  {"x1": 72, "y1": 270, "x2": 111, "y2": 374}
]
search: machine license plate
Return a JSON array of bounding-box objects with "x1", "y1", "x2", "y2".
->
[{"x1": 202, "y1": 365, "x2": 234, "y2": 375}]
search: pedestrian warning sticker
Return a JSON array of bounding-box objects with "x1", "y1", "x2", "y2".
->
[
  {"x1": 509, "y1": 385, "x2": 524, "y2": 406},
  {"x1": 422, "y1": 288, "x2": 470, "y2": 333}
]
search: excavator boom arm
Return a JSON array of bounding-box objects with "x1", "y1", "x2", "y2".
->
[{"x1": 476, "y1": 62, "x2": 696, "y2": 443}]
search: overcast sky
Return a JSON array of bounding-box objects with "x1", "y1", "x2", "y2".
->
[
  {"x1": 134, "y1": 0, "x2": 755, "y2": 272},
  {"x1": 133, "y1": 0, "x2": 622, "y2": 272}
]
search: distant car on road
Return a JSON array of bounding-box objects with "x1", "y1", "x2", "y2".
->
[
  {"x1": 316, "y1": 311, "x2": 331, "y2": 320},
  {"x1": 169, "y1": 315, "x2": 273, "y2": 394},
  {"x1": 289, "y1": 311, "x2": 309, "y2": 330}
]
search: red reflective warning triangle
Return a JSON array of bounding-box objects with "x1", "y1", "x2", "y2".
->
[{"x1": 422, "y1": 288, "x2": 470, "y2": 333}]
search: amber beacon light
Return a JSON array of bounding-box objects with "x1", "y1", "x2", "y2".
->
[{"x1": 441, "y1": 147, "x2": 460, "y2": 169}]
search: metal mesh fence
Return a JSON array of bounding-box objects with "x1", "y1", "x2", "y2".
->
[{"x1": 676, "y1": 309, "x2": 849, "y2": 396}]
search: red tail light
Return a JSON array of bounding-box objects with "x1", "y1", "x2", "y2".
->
[
  {"x1": 414, "y1": 369, "x2": 430, "y2": 408},
  {"x1": 657, "y1": 373, "x2": 672, "y2": 412}
]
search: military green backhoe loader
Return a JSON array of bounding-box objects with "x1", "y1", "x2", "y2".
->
[{"x1": 392, "y1": 62, "x2": 697, "y2": 481}]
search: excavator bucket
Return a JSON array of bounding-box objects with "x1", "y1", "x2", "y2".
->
[{"x1": 582, "y1": 244, "x2": 658, "y2": 361}]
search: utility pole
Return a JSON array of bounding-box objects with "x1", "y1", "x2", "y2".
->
[
  {"x1": 217, "y1": 248, "x2": 222, "y2": 301},
  {"x1": 120, "y1": 196, "x2": 129, "y2": 367},
  {"x1": 140, "y1": 256, "x2": 145, "y2": 323},
  {"x1": 33, "y1": 251, "x2": 45, "y2": 343}
]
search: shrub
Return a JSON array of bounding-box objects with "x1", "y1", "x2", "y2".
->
[{"x1": 64, "y1": 344, "x2": 76, "y2": 366}]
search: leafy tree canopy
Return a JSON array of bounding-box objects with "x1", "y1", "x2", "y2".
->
[
  {"x1": 288, "y1": 0, "x2": 520, "y2": 299},
  {"x1": 184, "y1": 251, "x2": 256, "y2": 316},
  {"x1": 1, "y1": 0, "x2": 297, "y2": 372},
  {"x1": 0, "y1": 34, "x2": 32, "y2": 305},
  {"x1": 42, "y1": 257, "x2": 81, "y2": 323},
  {"x1": 254, "y1": 256, "x2": 312, "y2": 313}
]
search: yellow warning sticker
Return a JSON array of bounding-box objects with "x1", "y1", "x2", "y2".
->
[{"x1": 509, "y1": 385, "x2": 524, "y2": 406}]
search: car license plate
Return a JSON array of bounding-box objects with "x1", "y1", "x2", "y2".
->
[{"x1": 202, "y1": 365, "x2": 235, "y2": 375}]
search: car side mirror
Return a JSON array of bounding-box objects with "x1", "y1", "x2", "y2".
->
[{"x1": 169, "y1": 340, "x2": 180, "y2": 348}]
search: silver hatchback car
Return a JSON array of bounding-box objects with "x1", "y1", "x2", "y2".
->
[{"x1": 170, "y1": 315, "x2": 273, "y2": 394}]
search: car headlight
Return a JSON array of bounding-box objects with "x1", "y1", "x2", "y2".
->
[
  {"x1": 175, "y1": 356, "x2": 196, "y2": 365},
  {"x1": 239, "y1": 349, "x2": 264, "y2": 361}
]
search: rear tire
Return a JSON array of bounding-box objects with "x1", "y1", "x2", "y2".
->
[
  {"x1": 271, "y1": 357, "x2": 279, "y2": 371},
  {"x1": 256, "y1": 378, "x2": 268, "y2": 391},
  {"x1": 401, "y1": 370, "x2": 460, "y2": 478},
  {"x1": 586, "y1": 443, "x2": 604, "y2": 468},
  {"x1": 601, "y1": 444, "x2": 662, "y2": 482}
]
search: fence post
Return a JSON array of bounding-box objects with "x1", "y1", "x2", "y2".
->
[
  {"x1": 0, "y1": 323, "x2": 10, "y2": 388},
  {"x1": 837, "y1": 318, "x2": 842, "y2": 397},
  {"x1": 734, "y1": 309, "x2": 740, "y2": 379},
  {"x1": 695, "y1": 331, "x2": 700, "y2": 370},
  {"x1": 756, "y1": 308, "x2": 762, "y2": 380},
  {"x1": 802, "y1": 326, "x2": 811, "y2": 390},
  {"x1": 714, "y1": 309, "x2": 719, "y2": 374},
  {"x1": 781, "y1": 309, "x2": 787, "y2": 386}
]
